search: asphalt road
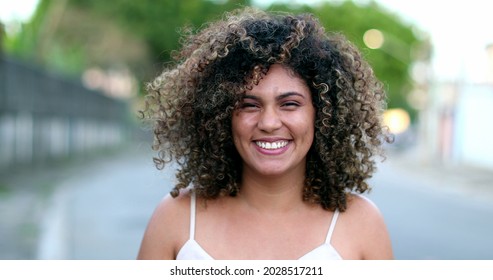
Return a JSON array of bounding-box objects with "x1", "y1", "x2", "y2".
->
[
  {"x1": 369, "y1": 157, "x2": 493, "y2": 260},
  {"x1": 36, "y1": 144, "x2": 173, "y2": 260}
]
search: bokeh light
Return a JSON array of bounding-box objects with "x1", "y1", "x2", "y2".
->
[
  {"x1": 363, "y1": 29, "x2": 385, "y2": 49},
  {"x1": 383, "y1": 108, "x2": 410, "y2": 134}
]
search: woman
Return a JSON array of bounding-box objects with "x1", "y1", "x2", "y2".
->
[{"x1": 138, "y1": 7, "x2": 393, "y2": 260}]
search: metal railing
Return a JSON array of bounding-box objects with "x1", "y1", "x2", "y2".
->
[{"x1": 0, "y1": 55, "x2": 131, "y2": 171}]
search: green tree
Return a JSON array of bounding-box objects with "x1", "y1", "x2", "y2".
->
[{"x1": 4, "y1": 0, "x2": 251, "y2": 80}]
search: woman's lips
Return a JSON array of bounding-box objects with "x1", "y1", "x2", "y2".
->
[{"x1": 254, "y1": 140, "x2": 289, "y2": 150}]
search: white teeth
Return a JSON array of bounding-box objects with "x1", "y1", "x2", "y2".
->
[{"x1": 255, "y1": 141, "x2": 288, "y2": 150}]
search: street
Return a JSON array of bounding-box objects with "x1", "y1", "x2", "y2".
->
[
  {"x1": 369, "y1": 156, "x2": 493, "y2": 260},
  {"x1": 36, "y1": 144, "x2": 173, "y2": 259}
]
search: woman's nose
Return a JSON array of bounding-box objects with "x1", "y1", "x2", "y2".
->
[{"x1": 257, "y1": 107, "x2": 282, "y2": 132}]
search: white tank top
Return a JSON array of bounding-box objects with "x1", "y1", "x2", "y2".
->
[{"x1": 176, "y1": 192, "x2": 343, "y2": 260}]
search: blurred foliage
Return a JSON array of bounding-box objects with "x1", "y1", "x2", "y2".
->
[
  {"x1": 2, "y1": 0, "x2": 427, "y2": 119},
  {"x1": 3, "y1": 0, "x2": 251, "y2": 80}
]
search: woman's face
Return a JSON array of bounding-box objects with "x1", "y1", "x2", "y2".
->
[{"x1": 232, "y1": 64, "x2": 315, "y2": 178}]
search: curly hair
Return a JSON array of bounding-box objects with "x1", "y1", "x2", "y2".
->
[{"x1": 142, "y1": 7, "x2": 392, "y2": 211}]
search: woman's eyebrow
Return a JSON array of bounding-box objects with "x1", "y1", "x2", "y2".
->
[
  {"x1": 242, "y1": 92, "x2": 305, "y2": 100},
  {"x1": 276, "y1": 92, "x2": 305, "y2": 100},
  {"x1": 242, "y1": 94, "x2": 260, "y2": 100}
]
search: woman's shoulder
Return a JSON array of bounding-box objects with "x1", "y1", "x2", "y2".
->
[
  {"x1": 155, "y1": 190, "x2": 193, "y2": 218},
  {"x1": 137, "y1": 190, "x2": 192, "y2": 259},
  {"x1": 341, "y1": 193, "x2": 393, "y2": 259},
  {"x1": 343, "y1": 193, "x2": 388, "y2": 232},
  {"x1": 345, "y1": 193, "x2": 383, "y2": 220}
]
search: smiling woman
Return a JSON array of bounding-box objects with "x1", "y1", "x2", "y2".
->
[{"x1": 138, "y1": 7, "x2": 393, "y2": 260}]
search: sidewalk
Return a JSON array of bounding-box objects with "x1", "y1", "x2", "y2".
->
[{"x1": 1, "y1": 143, "x2": 492, "y2": 260}]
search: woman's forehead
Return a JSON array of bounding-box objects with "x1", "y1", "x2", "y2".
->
[{"x1": 246, "y1": 64, "x2": 308, "y2": 90}]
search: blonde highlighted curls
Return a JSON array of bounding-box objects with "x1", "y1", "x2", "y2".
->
[{"x1": 141, "y1": 7, "x2": 392, "y2": 211}]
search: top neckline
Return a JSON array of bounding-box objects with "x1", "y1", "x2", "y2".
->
[{"x1": 177, "y1": 191, "x2": 342, "y2": 260}]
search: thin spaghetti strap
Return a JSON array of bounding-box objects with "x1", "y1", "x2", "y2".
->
[
  {"x1": 325, "y1": 209, "x2": 339, "y2": 243},
  {"x1": 189, "y1": 192, "x2": 196, "y2": 240}
]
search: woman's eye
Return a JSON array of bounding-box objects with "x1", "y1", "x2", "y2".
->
[
  {"x1": 239, "y1": 102, "x2": 260, "y2": 111},
  {"x1": 281, "y1": 101, "x2": 300, "y2": 108}
]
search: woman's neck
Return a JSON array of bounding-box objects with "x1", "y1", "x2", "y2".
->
[{"x1": 237, "y1": 169, "x2": 306, "y2": 214}]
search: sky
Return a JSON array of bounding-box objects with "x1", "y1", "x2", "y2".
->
[
  {"x1": 0, "y1": 0, "x2": 39, "y2": 23},
  {"x1": 370, "y1": 0, "x2": 493, "y2": 83},
  {"x1": 1, "y1": 0, "x2": 492, "y2": 83}
]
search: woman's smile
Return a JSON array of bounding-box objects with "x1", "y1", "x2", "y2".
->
[{"x1": 254, "y1": 140, "x2": 289, "y2": 150}]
